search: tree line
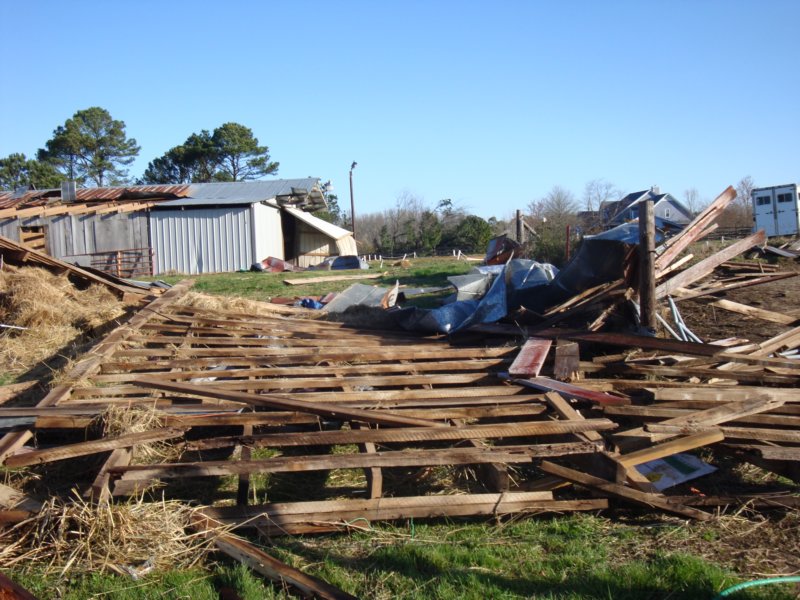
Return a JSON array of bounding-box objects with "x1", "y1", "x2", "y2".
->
[
  {"x1": 1, "y1": 107, "x2": 756, "y2": 264},
  {"x1": 0, "y1": 107, "x2": 277, "y2": 189}
]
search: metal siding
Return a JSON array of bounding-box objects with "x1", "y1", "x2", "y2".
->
[
  {"x1": 151, "y1": 207, "x2": 253, "y2": 275},
  {"x1": 252, "y1": 202, "x2": 284, "y2": 261}
]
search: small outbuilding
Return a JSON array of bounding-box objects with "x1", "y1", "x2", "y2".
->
[{"x1": 0, "y1": 179, "x2": 355, "y2": 276}]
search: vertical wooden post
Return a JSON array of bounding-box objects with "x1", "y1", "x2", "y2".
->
[
  {"x1": 516, "y1": 209, "x2": 523, "y2": 243},
  {"x1": 639, "y1": 200, "x2": 657, "y2": 333}
]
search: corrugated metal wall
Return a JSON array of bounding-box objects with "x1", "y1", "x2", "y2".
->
[
  {"x1": 0, "y1": 212, "x2": 149, "y2": 266},
  {"x1": 296, "y1": 222, "x2": 332, "y2": 268},
  {"x1": 150, "y1": 207, "x2": 253, "y2": 275},
  {"x1": 252, "y1": 203, "x2": 284, "y2": 261}
]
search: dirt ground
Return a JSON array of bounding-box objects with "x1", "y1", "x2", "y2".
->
[{"x1": 671, "y1": 257, "x2": 800, "y2": 344}]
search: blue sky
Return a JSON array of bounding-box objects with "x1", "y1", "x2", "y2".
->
[{"x1": 1, "y1": 1, "x2": 797, "y2": 219}]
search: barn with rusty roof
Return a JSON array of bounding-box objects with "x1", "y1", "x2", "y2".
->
[{"x1": 0, "y1": 179, "x2": 355, "y2": 276}]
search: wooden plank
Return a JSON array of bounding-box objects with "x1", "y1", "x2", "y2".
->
[
  {"x1": 131, "y1": 378, "x2": 448, "y2": 429},
  {"x1": 4, "y1": 427, "x2": 185, "y2": 468},
  {"x1": 87, "y1": 447, "x2": 132, "y2": 502},
  {"x1": 93, "y1": 358, "x2": 509, "y2": 383},
  {"x1": 186, "y1": 419, "x2": 617, "y2": 451},
  {"x1": 645, "y1": 424, "x2": 800, "y2": 443},
  {"x1": 655, "y1": 186, "x2": 737, "y2": 272},
  {"x1": 616, "y1": 430, "x2": 725, "y2": 468},
  {"x1": 672, "y1": 272, "x2": 798, "y2": 301},
  {"x1": 283, "y1": 273, "x2": 386, "y2": 285},
  {"x1": 0, "y1": 572, "x2": 40, "y2": 600},
  {"x1": 204, "y1": 491, "x2": 576, "y2": 527},
  {"x1": 509, "y1": 376, "x2": 629, "y2": 406},
  {"x1": 192, "y1": 513, "x2": 357, "y2": 600},
  {"x1": 508, "y1": 338, "x2": 552, "y2": 377},
  {"x1": 0, "y1": 483, "x2": 42, "y2": 514},
  {"x1": 111, "y1": 443, "x2": 600, "y2": 481},
  {"x1": 543, "y1": 392, "x2": 603, "y2": 442},
  {"x1": 704, "y1": 298, "x2": 797, "y2": 326},
  {"x1": 538, "y1": 460, "x2": 713, "y2": 521},
  {"x1": 553, "y1": 342, "x2": 580, "y2": 381},
  {"x1": 656, "y1": 230, "x2": 767, "y2": 299}
]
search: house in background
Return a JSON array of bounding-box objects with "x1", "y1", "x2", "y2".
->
[
  {"x1": 0, "y1": 178, "x2": 356, "y2": 275},
  {"x1": 600, "y1": 187, "x2": 692, "y2": 228}
]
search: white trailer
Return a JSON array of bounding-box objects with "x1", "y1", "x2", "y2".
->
[{"x1": 752, "y1": 183, "x2": 800, "y2": 237}]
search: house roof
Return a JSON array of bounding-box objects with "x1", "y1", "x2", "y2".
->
[{"x1": 602, "y1": 189, "x2": 691, "y2": 222}]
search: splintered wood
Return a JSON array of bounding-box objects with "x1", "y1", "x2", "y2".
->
[{"x1": 2, "y1": 186, "x2": 799, "y2": 545}]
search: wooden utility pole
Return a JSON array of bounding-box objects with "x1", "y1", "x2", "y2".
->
[
  {"x1": 639, "y1": 200, "x2": 657, "y2": 333},
  {"x1": 516, "y1": 209, "x2": 523, "y2": 243}
]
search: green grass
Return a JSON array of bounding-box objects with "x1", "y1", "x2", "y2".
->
[
  {"x1": 153, "y1": 256, "x2": 474, "y2": 304},
  {"x1": 13, "y1": 515, "x2": 796, "y2": 599}
]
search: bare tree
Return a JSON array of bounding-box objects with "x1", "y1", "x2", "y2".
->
[
  {"x1": 583, "y1": 179, "x2": 619, "y2": 212},
  {"x1": 682, "y1": 188, "x2": 703, "y2": 216}
]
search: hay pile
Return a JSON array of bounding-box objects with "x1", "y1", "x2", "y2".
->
[
  {"x1": 0, "y1": 494, "x2": 215, "y2": 576},
  {"x1": 178, "y1": 290, "x2": 294, "y2": 316},
  {"x1": 100, "y1": 404, "x2": 183, "y2": 465},
  {"x1": 0, "y1": 266, "x2": 128, "y2": 374}
]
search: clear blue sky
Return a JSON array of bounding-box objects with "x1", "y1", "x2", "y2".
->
[{"x1": 1, "y1": 1, "x2": 797, "y2": 219}]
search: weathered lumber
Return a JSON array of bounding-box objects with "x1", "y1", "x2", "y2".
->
[
  {"x1": 110, "y1": 443, "x2": 600, "y2": 482},
  {"x1": 703, "y1": 298, "x2": 797, "y2": 326},
  {"x1": 201, "y1": 493, "x2": 612, "y2": 530},
  {"x1": 283, "y1": 273, "x2": 385, "y2": 285},
  {"x1": 186, "y1": 419, "x2": 617, "y2": 451},
  {"x1": 655, "y1": 186, "x2": 737, "y2": 273},
  {"x1": 538, "y1": 461, "x2": 713, "y2": 521},
  {"x1": 508, "y1": 338, "x2": 552, "y2": 377},
  {"x1": 131, "y1": 378, "x2": 447, "y2": 429},
  {"x1": 192, "y1": 513, "x2": 357, "y2": 600},
  {"x1": 4, "y1": 427, "x2": 186, "y2": 468},
  {"x1": 616, "y1": 430, "x2": 725, "y2": 468},
  {"x1": 645, "y1": 424, "x2": 800, "y2": 443},
  {"x1": 656, "y1": 230, "x2": 767, "y2": 299}
]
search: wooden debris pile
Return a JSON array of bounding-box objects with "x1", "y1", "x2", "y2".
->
[{"x1": 0, "y1": 183, "x2": 798, "y2": 596}]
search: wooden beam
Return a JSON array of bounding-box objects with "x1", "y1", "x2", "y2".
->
[
  {"x1": 4, "y1": 427, "x2": 186, "y2": 468},
  {"x1": 192, "y1": 513, "x2": 358, "y2": 600},
  {"x1": 186, "y1": 419, "x2": 616, "y2": 451},
  {"x1": 110, "y1": 443, "x2": 600, "y2": 482},
  {"x1": 616, "y1": 430, "x2": 725, "y2": 468},
  {"x1": 538, "y1": 460, "x2": 713, "y2": 521},
  {"x1": 132, "y1": 378, "x2": 447, "y2": 429},
  {"x1": 656, "y1": 230, "x2": 767, "y2": 299}
]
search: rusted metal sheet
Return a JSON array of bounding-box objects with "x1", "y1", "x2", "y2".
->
[
  {"x1": 508, "y1": 338, "x2": 552, "y2": 377},
  {"x1": 75, "y1": 184, "x2": 191, "y2": 201}
]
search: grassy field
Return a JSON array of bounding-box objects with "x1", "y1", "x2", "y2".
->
[
  {"x1": 154, "y1": 256, "x2": 476, "y2": 305},
  {"x1": 13, "y1": 515, "x2": 797, "y2": 599}
]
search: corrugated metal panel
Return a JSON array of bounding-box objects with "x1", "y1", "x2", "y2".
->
[
  {"x1": 283, "y1": 206, "x2": 352, "y2": 240},
  {"x1": 160, "y1": 179, "x2": 320, "y2": 207},
  {"x1": 252, "y1": 202, "x2": 284, "y2": 261},
  {"x1": 150, "y1": 207, "x2": 253, "y2": 275}
]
